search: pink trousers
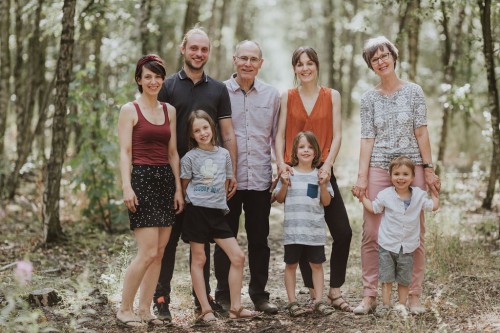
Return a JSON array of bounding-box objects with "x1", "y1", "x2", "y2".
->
[{"x1": 361, "y1": 166, "x2": 426, "y2": 297}]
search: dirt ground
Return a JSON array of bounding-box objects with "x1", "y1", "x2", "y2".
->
[{"x1": 1, "y1": 180, "x2": 500, "y2": 332}]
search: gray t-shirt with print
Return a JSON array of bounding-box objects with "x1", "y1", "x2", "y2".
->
[{"x1": 180, "y1": 147, "x2": 232, "y2": 210}]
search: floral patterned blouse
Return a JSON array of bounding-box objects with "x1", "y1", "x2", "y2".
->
[{"x1": 360, "y1": 82, "x2": 427, "y2": 170}]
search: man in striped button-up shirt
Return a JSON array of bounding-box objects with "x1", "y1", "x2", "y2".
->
[{"x1": 214, "y1": 40, "x2": 280, "y2": 314}]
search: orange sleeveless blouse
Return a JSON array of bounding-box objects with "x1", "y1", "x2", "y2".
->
[{"x1": 284, "y1": 87, "x2": 333, "y2": 164}]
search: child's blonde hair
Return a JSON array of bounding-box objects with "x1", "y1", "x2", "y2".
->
[
  {"x1": 186, "y1": 110, "x2": 218, "y2": 149},
  {"x1": 389, "y1": 156, "x2": 415, "y2": 176},
  {"x1": 290, "y1": 131, "x2": 321, "y2": 167}
]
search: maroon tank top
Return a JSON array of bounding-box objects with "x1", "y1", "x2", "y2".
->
[{"x1": 132, "y1": 101, "x2": 171, "y2": 165}]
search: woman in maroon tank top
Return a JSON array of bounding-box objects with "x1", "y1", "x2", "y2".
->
[
  {"x1": 275, "y1": 47, "x2": 353, "y2": 312},
  {"x1": 116, "y1": 55, "x2": 184, "y2": 327}
]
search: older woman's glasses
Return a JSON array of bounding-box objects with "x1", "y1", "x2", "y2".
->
[
  {"x1": 371, "y1": 52, "x2": 391, "y2": 65},
  {"x1": 235, "y1": 56, "x2": 261, "y2": 65}
]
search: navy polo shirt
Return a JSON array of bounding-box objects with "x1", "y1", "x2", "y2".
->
[{"x1": 158, "y1": 69, "x2": 232, "y2": 158}]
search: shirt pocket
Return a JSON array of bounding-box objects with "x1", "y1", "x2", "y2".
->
[
  {"x1": 307, "y1": 183, "x2": 319, "y2": 199},
  {"x1": 252, "y1": 105, "x2": 273, "y2": 132}
]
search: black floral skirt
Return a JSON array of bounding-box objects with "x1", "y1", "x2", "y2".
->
[{"x1": 128, "y1": 164, "x2": 176, "y2": 230}]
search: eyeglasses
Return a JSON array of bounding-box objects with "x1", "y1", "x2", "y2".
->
[
  {"x1": 235, "y1": 56, "x2": 261, "y2": 65},
  {"x1": 371, "y1": 52, "x2": 391, "y2": 65}
]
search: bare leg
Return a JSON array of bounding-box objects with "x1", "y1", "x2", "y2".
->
[
  {"x1": 310, "y1": 263, "x2": 324, "y2": 303},
  {"x1": 216, "y1": 237, "x2": 257, "y2": 318},
  {"x1": 285, "y1": 263, "x2": 298, "y2": 303},
  {"x1": 398, "y1": 285, "x2": 409, "y2": 305},
  {"x1": 190, "y1": 242, "x2": 216, "y2": 321},
  {"x1": 138, "y1": 227, "x2": 172, "y2": 320},
  {"x1": 381, "y1": 283, "x2": 392, "y2": 306},
  {"x1": 117, "y1": 227, "x2": 164, "y2": 326}
]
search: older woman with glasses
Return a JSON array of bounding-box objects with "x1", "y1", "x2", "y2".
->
[{"x1": 351, "y1": 36, "x2": 441, "y2": 315}]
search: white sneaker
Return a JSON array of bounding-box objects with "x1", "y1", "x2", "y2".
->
[{"x1": 393, "y1": 303, "x2": 409, "y2": 318}]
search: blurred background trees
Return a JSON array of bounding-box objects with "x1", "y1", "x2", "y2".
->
[{"x1": 0, "y1": 0, "x2": 497, "y2": 242}]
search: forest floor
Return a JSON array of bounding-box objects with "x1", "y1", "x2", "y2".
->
[{"x1": 1, "y1": 171, "x2": 500, "y2": 333}]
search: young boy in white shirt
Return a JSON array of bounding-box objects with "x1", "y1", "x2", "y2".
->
[{"x1": 360, "y1": 156, "x2": 439, "y2": 312}]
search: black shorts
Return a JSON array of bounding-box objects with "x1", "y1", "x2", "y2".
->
[
  {"x1": 284, "y1": 244, "x2": 326, "y2": 264},
  {"x1": 181, "y1": 204, "x2": 234, "y2": 244},
  {"x1": 129, "y1": 164, "x2": 176, "y2": 230}
]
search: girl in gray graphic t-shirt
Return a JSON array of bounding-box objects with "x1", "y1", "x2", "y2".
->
[{"x1": 180, "y1": 110, "x2": 260, "y2": 323}]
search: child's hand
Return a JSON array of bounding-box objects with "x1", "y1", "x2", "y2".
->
[
  {"x1": 280, "y1": 171, "x2": 290, "y2": 186},
  {"x1": 318, "y1": 169, "x2": 330, "y2": 185},
  {"x1": 358, "y1": 192, "x2": 367, "y2": 203}
]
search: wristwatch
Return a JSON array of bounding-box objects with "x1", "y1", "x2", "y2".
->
[{"x1": 423, "y1": 163, "x2": 434, "y2": 169}]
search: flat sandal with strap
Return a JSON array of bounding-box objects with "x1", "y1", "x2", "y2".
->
[
  {"x1": 228, "y1": 306, "x2": 261, "y2": 321},
  {"x1": 194, "y1": 309, "x2": 216, "y2": 326},
  {"x1": 327, "y1": 294, "x2": 353, "y2": 312}
]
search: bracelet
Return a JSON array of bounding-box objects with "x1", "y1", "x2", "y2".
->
[{"x1": 423, "y1": 163, "x2": 434, "y2": 169}]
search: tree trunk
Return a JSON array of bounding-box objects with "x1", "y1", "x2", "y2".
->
[
  {"x1": 43, "y1": 0, "x2": 77, "y2": 243},
  {"x1": 178, "y1": 0, "x2": 201, "y2": 69},
  {"x1": 478, "y1": 0, "x2": 499, "y2": 209},
  {"x1": 324, "y1": 0, "x2": 335, "y2": 89},
  {"x1": 140, "y1": 0, "x2": 152, "y2": 55},
  {"x1": 8, "y1": 0, "x2": 45, "y2": 199},
  {"x1": 395, "y1": 1, "x2": 411, "y2": 78},
  {"x1": 407, "y1": 0, "x2": 421, "y2": 82},
  {"x1": 344, "y1": 0, "x2": 359, "y2": 118},
  {"x1": 0, "y1": 0, "x2": 11, "y2": 196},
  {"x1": 6, "y1": 0, "x2": 26, "y2": 197},
  {"x1": 437, "y1": 0, "x2": 464, "y2": 166},
  {"x1": 437, "y1": 0, "x2": 453, "y2": 165},
  {"x1": 234, "y1": 0, "x2": 251, "y2": 42},
  {"x1": 11, "y1": 0, "x2": 26, "y2": 170},
  {"x1": 212, "y1": 0, "x2": 230, "y2": 80}
]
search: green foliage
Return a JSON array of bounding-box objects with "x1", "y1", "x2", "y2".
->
[
  {"x1": 0, "y1": 261, "x2": 57, "y2": 332},
  {"x1": 0, "y1": 293, "x2": 50, "y2": 333},
  {"x1": 475, "y1": 218, "x2": 499, "y2": 242},
  {"x1": 68, "y1": 61, "x2": 132, "y2": 232},
  {"x1": 98, "y1": 235, "x2": 133, "y2": 301},
  {"x1": 427, "y1": 230, "x2": 466, "y2": 277}
]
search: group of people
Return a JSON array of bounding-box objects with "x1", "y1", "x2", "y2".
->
[{"x1": 116, "y1": 26, "x2": 441, "y2": 328}]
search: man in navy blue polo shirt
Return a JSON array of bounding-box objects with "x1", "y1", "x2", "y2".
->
[{"x1": 153, "y1": 26, "x2": 237, "y2": 322}]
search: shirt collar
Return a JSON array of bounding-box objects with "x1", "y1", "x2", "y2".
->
[
  {"x1": 227, "y1": 73, "x2": 260, "y2": 93},
  {"x1": 178, "y1": 68, "x2": 208, "y2": 83}
]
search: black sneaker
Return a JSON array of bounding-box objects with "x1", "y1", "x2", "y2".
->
[
  {"x1": 215, "y1": 297, "x2": 231, "y2": 311},
  {"x1": 209, "y1": 297, "x2": 227, "y2": 315},
  {"x1": 254, "y1": 300, "x2": 279, "y2": 314},
  {"x1": 154, "y1": 298, "x2": 172, "y2": 322}
]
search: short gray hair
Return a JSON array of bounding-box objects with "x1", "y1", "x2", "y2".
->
[
  {"x1": 362, "y1": 36, "x2": 399, "y2": 70},
  {"x1": 234, "y1": 40, "x2": 262, "y2": 58}
]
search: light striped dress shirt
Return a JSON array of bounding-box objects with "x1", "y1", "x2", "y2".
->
[{"x1": 225, "y1": 75, "x2": 280, "y2": 191}]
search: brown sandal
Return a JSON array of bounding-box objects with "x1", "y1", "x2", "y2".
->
[
  {"x1": 228, "y1": 306, "x2": 261, "y2": 320},
  {"x1": 286, "y1": 301, "x2": 308, "y2": 317},
  {"x1": 194, "y1": 309, "x2": 217, "y2": 325},
  {"x1": 327, "y1": 295, "x2": 353, "y2": 312},
  {"x1": 313, "y1": 301, "x2": 334, "y2": 316}
]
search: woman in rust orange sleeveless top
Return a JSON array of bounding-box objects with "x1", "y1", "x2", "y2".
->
[{"x1": 275, "y1": 46, "x2": 353, "y2": 312}]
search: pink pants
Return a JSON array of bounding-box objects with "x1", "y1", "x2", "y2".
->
[{"x1": 361, "y1": 166, "x2": 426, "y2": 297}]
